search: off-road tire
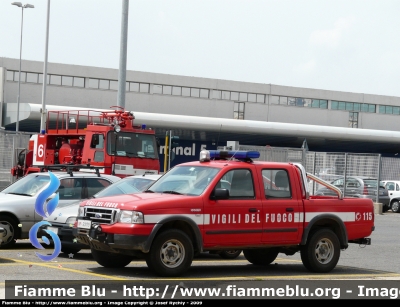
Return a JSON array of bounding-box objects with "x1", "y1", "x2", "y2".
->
[
  {"x1": 0, "y1": 215, "x2": 18, "y2": 248},
  {"x1": 91, "y1": 248, "x2": 134, "y2": 268},
  {"x1": 219, "y1": 250, "x2": 242, "y2": 259},
  {"x1": 243, "y1": 248, "x2": 279, "y2": 265},
  {"x1": 146, "y1": 229, "x2": 194, "y2": 277},
  {"x1": 300, "y1": 228, "x2": 340, "y2": 273}
]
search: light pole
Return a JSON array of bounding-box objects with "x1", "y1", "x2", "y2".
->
[{"x1": 11, "y1": 2, "x2": 34, "y2": 133}]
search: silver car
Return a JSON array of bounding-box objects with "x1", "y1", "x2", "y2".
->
[
  {"x1": 0, "y1": 171, "x2": 120, "y2": 248},
  {"x1": 43, "y1": 174, "x2": 162, "y2": 255},
  {"x1": 315, "y1": 176, "x2": 390, "y2": 212}
]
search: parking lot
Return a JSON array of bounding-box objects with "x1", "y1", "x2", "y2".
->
[{"x1": 1, "y1": 211, "x2": 400, "y2": 299}]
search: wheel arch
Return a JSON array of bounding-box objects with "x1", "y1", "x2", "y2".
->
[
  {"x1": 143, "y1": 216, "x2": 202, "y2": 254},
  {"x1": 301, "y1": 214, "x2": 348, "y2": 249}
]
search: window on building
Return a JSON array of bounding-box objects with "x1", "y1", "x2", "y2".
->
[
  {"x1": 256, "y1": 94, "x2": 265, "y2": 103},
  {"x1": 88, "y1": 78, "x2": 99, "y2": 89},
  {"x1": 248, "y1": 93, "x2": 256, "y2": 102},
  {"x1": 239, "y1": 92, "x2": 247, "y2": 102},
  {"x1": 191, "y1": 88, "x2": 200, "y2": 98},
  {"x1": 172, "y1": 86, "x2": 181, "y2": 96},
  {"x1": 99, "y1": 79, "x2": 109, "y2": 90},
  {"x1": 110, "y1": 80, "x2": 118, "y2": 90},
  {"x1": 303, "y1": 98, "x2": 311, "y2": 107},
  {"x1": 163, "y1": 85, "x2": 172, "y2": 95},
  {"x1": 231, "y1": 92, "x2": 239, "y2": 101},
  {"x1": 139, "y1": 83, "x2": 149, "y2": 93},
  {"x1": 345, "y1": 102, "x2": 354, "y2": 111},
  {"x1": 320, "y1": 100, "x2": 328, "y2": 108},
  {"x1": 61, "y1": 76, "x2": 73, "y2": 86},
  {"x1": 50, "y1": 75, "x2": 62, "y2": 85},
  {"x1": 349, "y1": 112, "x2": 358, "y2": 128},
  {"x1": 26, "y1": 73, "x2": 38, "y2": 83},
  {"x1": 200, "y1": 89, "x2": 209, "y2": 98},
  {"x1": 153, "y1": 84, "x2": 162, "y2": 94},
  {"x1": 6, "y1": 70, "x2": 14, "y2": 81},
  {"x1": 128, "y1": 82, "x2": 138, "y2": 92},
  {"x1": 270, "y1": 95, "x2": 279, "y2": 104},
  {"x1": 182, "y1": 87, "x2": 191, "y2": 96},
  {"x1": 295, "y1": 98, "x2": 304, "y2": 107},
  {"x1": 288, "y1": 97, "x2": 296, "y2": 106},
  {"x1": 14, "y1": 71, "x2": 26, "y2": 82},
  {"x1": 234, "y1": 102, "x2": 245, "y2": 120},
  {"x1": 222, "y1": 91, "x2": 230, "y2": 100},
  {"x1": 73, "y1": 77, "x2": 84, "y2": 87},
  {"x1": 212, "y1": 90, "x2": 221, "y2": 99},
  {"x1": 280, "y1": 96, "x2": 288, "y2": 105}
]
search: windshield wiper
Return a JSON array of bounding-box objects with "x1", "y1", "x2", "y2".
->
[
  {"x1": 144, "y1": 190, "x2": 154, "y2": 193},
  {"x1": 162, "y1": 191, "x2": 182, "y2": 195},
  {"x1": 8, "y1": 192, "x2": 31, "y2": 196}
]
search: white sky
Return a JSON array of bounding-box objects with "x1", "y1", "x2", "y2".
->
[{"x1": 1, "y1": 0, "x2": 400, "y2": 97}]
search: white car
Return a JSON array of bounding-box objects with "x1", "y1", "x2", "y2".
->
[
  {"x1": 382, "y1": 180, "x2": 400, "y2": 213},
  {"x1": 0, "y1": 171, "x2": 120, "y2": 248},
  {"x1": 43, "y1": 174, "x2": 162, "y2": 254}
]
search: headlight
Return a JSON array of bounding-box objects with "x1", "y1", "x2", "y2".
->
[
  {"x1": 78, "y1": 207, "x2": 85, "y2": 216},
  {"x1": 66, "y1": 217, "x2": 77, "y2": 226},
  {"x1": 119, "y1": 211, "x2": 144, "y2": 224}
]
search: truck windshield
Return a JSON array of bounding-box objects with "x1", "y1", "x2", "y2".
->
[
  {"x1": 106, "y1": 131, "x2": 158, "y2": 159},
  {"x1": 148, "y1": 166, "x2": 220, "y2": 196}
]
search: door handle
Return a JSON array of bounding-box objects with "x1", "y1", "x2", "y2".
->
[
  {"x1": 249, "y1": 208, "x2": 257, "y2": 212},
  {"x1": 286, "y1": 208, "x2": 294, "y2": 212}
]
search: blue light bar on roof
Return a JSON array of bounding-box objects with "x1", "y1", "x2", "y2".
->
[{"x1": 200, "y1": 150, "x2": 260, "y2": 162}]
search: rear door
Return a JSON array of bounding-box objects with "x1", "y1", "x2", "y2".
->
[{"x1": 259, "y1": 166, "x2": 302, "y2": 243}]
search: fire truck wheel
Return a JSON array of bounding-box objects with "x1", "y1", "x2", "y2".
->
[
  {"x1": 91, "y1": 248, "x2": 134, "y2": 268},
  {"x1": 218, "y1": 249, "x2": 242, "y2": 259},
  {"x1": 243, "y1": 248, "x2": 279, "y2": 265},
  {"x1": 300, "y1": 228, "x2": 340, "y2": 273},
  {"x1": 0, "y1": 215, "x2": 18, "y2": 248},
  {"x1": 146, "y1": 229, "x2": 194, "y2": 277}
]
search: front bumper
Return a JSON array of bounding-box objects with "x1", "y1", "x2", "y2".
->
[{"x1": 72, "y1": 224, "x2": 149, "y2": 253}]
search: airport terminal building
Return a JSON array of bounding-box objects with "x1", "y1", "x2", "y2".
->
[{"x1": 2, "y1": 56, "x2": 400, "y2": 159}]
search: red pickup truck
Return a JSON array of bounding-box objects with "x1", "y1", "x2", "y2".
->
[{"x1": 73, "y1": 149, "x2": 374, "y2": 277}]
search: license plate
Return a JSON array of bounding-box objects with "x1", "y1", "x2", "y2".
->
[
  {"x1": 77, "y1": 219, "x2": 92, "y2": 229},
  {"x1": 47, "y1": 226, "x2": 58, "y2": 235}
]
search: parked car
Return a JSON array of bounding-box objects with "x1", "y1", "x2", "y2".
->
[
  {"x1": 43, "y1": 174, "x2": 162, "y2": 255},
  {"x1": 0, "y1": 171, "x2": 121, "y2": 248},
  {"x1": 315, "y1": 176, "x2": 390, "y2": 212},
  {"x1": 382, "y1": 180, "x2": 400, "y2": 213}
]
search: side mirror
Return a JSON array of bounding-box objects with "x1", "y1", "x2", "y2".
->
[{"x1": 211, "y1": 188, "x2": 229, "y2": 200}]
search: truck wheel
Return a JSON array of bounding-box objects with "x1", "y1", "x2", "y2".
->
[
  {"x1": 61, "y1": 247, "x2": 81, "y2": 255},
  {"x1": 243, "y1": 248, "x2": 279, "y2": 265},
  {"x1": 146, "y1": 229, "x2": 194, "y2": 277},
  {"x1": 219, "y1": 250, "x2": 242, "y2": 259},
  {"x1": 391, "y1": 201, "x2": 400, "y2": 213},
  {"x1": 91, "y1": 248, "x2": 134, "y2": 268},
  {"x1": 300, "y1": 228, "x2": 340, "y2": 273},
  {"x1": 0, "y1": 216, "x2": 18, "y2": 248}
]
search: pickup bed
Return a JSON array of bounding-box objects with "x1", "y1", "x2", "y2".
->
[{"x1": 73, "y1": 149, "x2": 374, "y2": 277}]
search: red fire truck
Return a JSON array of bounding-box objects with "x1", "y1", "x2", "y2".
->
[{"x1": 11, "y1": 106, "x2": 160, "y2": 178}]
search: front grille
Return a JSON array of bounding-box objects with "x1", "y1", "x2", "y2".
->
[{"x1": 84, "y1": 206, "x2": 119, "y2": 224}]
